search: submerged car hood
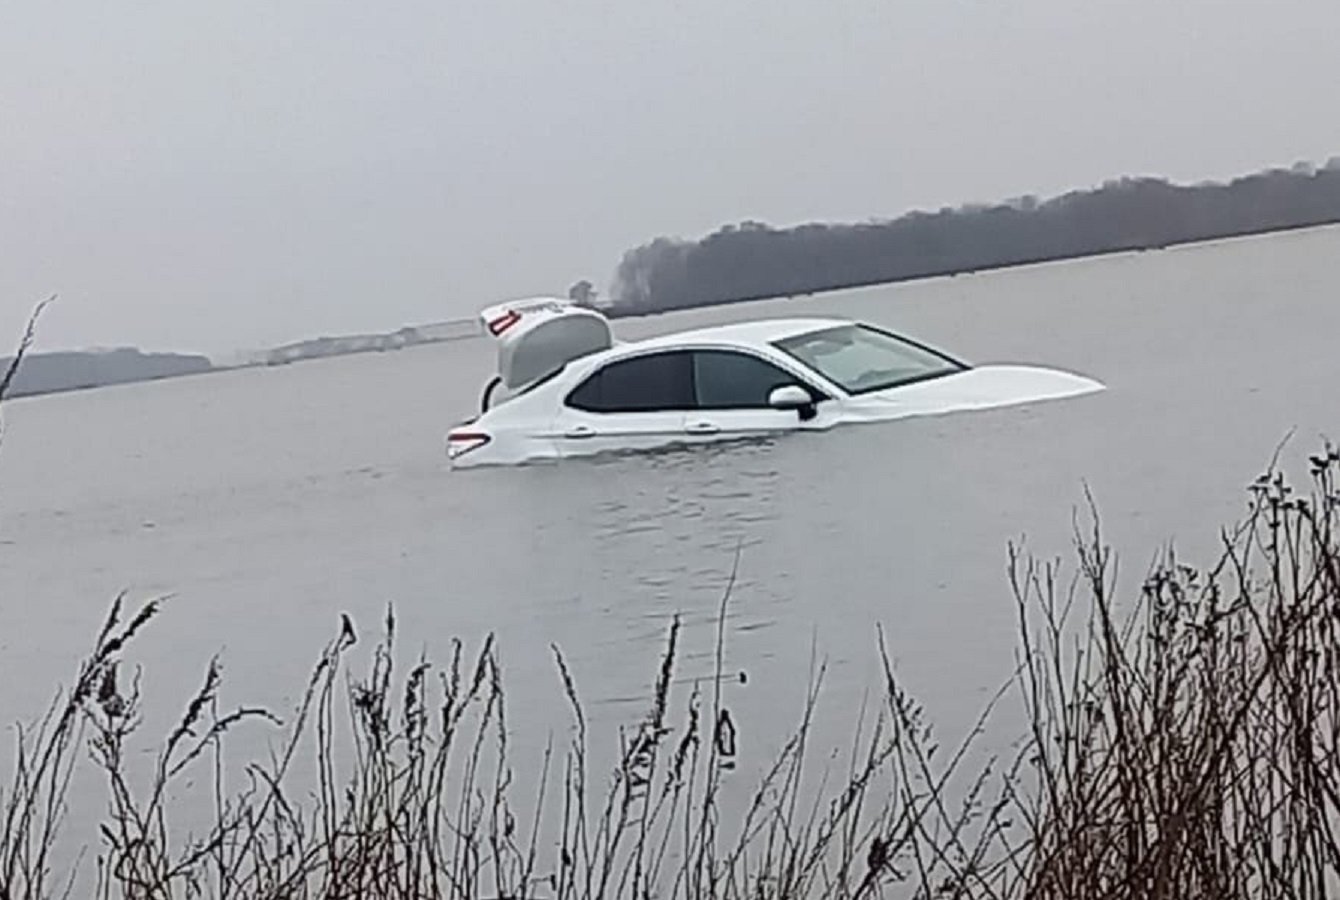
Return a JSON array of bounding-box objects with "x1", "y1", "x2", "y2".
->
[{"x1": 843, "y1": 364, "x2": 1104, "y2": 420}]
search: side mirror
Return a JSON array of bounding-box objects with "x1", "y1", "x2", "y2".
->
[{"x1": 768, "y1": 385, "x2": 817, "y2": 421}]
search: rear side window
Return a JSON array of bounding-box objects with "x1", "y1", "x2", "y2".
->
[
  {"x1": 691, "y1": 350, "x2": 823, "y2": 409},
  {"x1": 566, "y1": 351, "x2": 694, "y2": 412}
]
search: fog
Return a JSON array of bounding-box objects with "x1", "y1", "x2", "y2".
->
[{"x1": 3, "y1": 0, "x2": 1340, "y2": 355}]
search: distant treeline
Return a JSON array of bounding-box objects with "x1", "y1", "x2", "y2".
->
[
  {"x1": 0, "y1": 348, "x2": 213, "y2": 398},
  {"x1": 607, "y1": 158, "x2": 1340, "y2": 314}
]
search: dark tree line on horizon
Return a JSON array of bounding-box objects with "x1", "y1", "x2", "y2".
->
[
  {"x1": 605, "y1": 158, "x2": 1340, "y2": 314},
  {"x1": 0, "y1": 347, "x2": 212, "y2": 398}
]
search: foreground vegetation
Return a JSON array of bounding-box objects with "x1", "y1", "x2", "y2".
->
[
  {"x1": 1, "y1": 442, "x2": 1339, "y2": 899},
  {"x1": 7, "y1": 306, "x2": 1340, "y2": 898}
]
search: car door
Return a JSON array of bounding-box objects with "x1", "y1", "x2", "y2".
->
[
  {"x1": 680, "y1": 348, "x2": 838, "y2": 440},
  {"x1": 551, "y1": 350, "x2": 694, "y2": 458}
]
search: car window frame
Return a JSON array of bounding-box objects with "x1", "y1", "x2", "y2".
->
[
  {"x1": 688, "y1": 347, "x2": 831, "y2": 410},
  {"x1": 562, "y1": 348, "x2": 697, "y2": 413},
  {"x1": 563, "y1": 345, "x2": 832, "y2": 414}
]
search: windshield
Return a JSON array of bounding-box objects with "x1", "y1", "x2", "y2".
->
[{"x1": 772, "y1": 323, "x2": 966, "y2": 395}]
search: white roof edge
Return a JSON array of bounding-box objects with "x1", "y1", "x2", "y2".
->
[{"x1": 623, "y1": 316, "x2": 854, "y2": 350}]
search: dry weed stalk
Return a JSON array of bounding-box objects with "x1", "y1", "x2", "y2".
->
[
  {"x1": 1003, "y1": 444, "x2": 1340, "y2": 899},
  {"x1": 5, "y1": 442, "x2": 1340, "y2": 898},
  {"x1": 0, "y1": 297, "x2": 53, "y2": 406}
]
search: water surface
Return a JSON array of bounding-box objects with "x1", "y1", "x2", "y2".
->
[{"x1": 2, "y1": 227, "x2": 1338, "y2": 794}]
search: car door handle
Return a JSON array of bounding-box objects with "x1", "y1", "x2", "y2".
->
[
  {"x1": 565, "y1": 425, "x2": 596, "y2": 439},
  {"x1": 685, "y1": 421, "x2": 720, "y2": 435}
]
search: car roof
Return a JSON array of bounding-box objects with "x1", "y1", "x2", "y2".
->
[{"x1": 620, "y1": 316, "x2": 852, "y2": 352}]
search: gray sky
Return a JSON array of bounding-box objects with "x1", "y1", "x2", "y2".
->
[{"x1": 3, "y1": 0, "x2": 1338, "y2": 356}]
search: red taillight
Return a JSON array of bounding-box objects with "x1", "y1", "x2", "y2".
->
[
  {"x1": 446, "y1": 430, "x2": 491, "y2": 460},
  {"x1": 487, "y1": 310, "x2": 521, "y2": 336}
]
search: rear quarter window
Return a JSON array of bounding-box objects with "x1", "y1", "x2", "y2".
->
[{"x1": 566, "y1": 351, "x2": 695, "y2": 412}]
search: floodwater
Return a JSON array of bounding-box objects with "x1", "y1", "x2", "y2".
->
[{"x1": 1, "y1": 225, "x2": 1339, "y2": 852}]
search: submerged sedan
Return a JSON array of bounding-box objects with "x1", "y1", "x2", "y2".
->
[{"x1": 445, "y1": 298, "x2": 1103, "y2": 468}]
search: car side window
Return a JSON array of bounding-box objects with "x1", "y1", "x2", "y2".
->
[
  {"x1": 565, "y1": 351, "x2": 695, "y2": 412},
  {"x1": 691, "y1": 350, "x2": 823, "y2": 409}
]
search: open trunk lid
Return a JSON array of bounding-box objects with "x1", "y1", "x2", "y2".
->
[{"x1": 479, "y1": 297, "x2": 615, "y2": 392}]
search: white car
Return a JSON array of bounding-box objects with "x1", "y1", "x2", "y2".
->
[{"x1": 445, "y1": 297, "x2": 1103, "y2": 468}]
